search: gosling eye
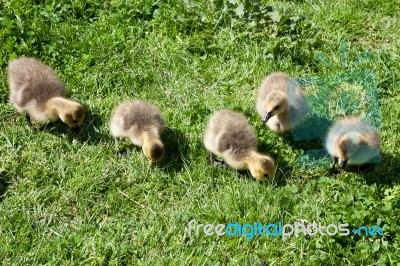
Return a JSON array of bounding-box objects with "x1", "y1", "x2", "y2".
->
[
  {"x1": 72, "y1": 119, "x2": 78, "y2": 123},
  {"x1": 274, "y1": 105, "x2": 280, "y2": 110}
]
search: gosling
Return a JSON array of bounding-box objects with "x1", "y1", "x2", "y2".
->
[
  {"x1": 8, "y1": 57, "x2": 86, "y2": 128},
  {"x1": 204, "y1": 110, "x2": 275, "y2": 181},
  {"x1": 325, "y1": 116, "x2": 381, "y2": 169},
  {"x1": 256, "y1": 72, "x2": 308, "y2": 132},
  {"x1": 110, "y1": 100, "x2": 165, "y2": 164}
]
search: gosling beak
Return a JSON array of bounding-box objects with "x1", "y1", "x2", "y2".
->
[
  {"x1": 339, "y1": 159, "x2": 348, "y2": 169},
  {"x1": 262, "y1": 112, "x2": 273, "y2": 123}
]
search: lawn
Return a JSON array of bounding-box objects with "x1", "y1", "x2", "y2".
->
[{"x1": 0, "y1": 0, "x2": 399, "y2": 265}]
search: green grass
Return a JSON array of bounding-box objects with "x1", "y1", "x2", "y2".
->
[{"x1": 0, "y1": 0, "x2": 400, "y2": 264}]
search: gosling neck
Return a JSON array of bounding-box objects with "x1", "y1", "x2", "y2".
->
[
  {"x1": 243, "y1": 150, "x2": 260, "y2": 166},
  {"x1": 46, "y1": 97, "x2": 72, "y2": 115}
]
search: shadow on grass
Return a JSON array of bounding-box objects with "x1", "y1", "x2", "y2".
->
[
  {"x1": 267, "y1": 116, "x2": 333, "y2": 164},
  {"x1": 341, "y1": 152, "x2": 400, "y2": 185},
  {"x1": 39, "y1": 109, "x2": 110, "y2": 144},
  {"x1": 157, "y1": 127, "x2": 191, "y2": 174},
  {"x1": 0, "y1": 170, "x2": 12, "y2": 202},
  {"x1": 257, "y1": 139, "x2": 292, "y2": 186},
  {"x1": 206, "y1": 163, "x2": 289, "y2": 187},
  {"x1": 292, "y1": 115, "x2": 334, "y2": 142},
  {"x1": 294, "y1": 151, "x2": 400, "y2": 185},
  {"x1": 105, "y1": 126, "x2": 191, "y2": 173},
  {"x1": 280, "y1": 133, "x2": 324, "y2": 151},
  {"x1": 204, "y1": 161, "x2": 260, "y2": 187},
  {"x1": 204, "y1": 146, "x2": 292, "y2": 186}
]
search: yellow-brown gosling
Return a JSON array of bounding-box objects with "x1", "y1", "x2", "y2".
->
[
  {"x1": 110, "y1": 100, "x2": 165, "y2": 163},
  {"x1": 325, "y1": 116, "x2": 381, "y2": 169},
  {"x1": 8, "y1": 57, "x2": 86, "y2": 128},
  {"x1": 204, "y1": 110, "x2": 275, "y2": 181},
  {"x1": 256, "y1": 72, "x2": 308, "y2": 132}
]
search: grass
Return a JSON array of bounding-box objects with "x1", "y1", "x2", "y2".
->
[{"x1": 0, "y1": 0, "x2": 399, "y2": 264}]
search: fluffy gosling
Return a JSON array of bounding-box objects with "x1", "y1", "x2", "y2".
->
[
  {"x1": 110, "y1": 100, "x2": 165, "y2": 163},
  {"x1": 8, "y1": 57, "x2": 86, "y2": 128},
  {"x1": 325, "y1": 116, "x2": 381, "y2": 169},
  {"x1": 204, "y1": 110, "x2": 275, "y2": 181},
  {"x1": 256, "y1": 72, "x2": 308, "y2": 132}
]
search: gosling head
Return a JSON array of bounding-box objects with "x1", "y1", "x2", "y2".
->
[
  {"x1": 248, "y1": 155, "x2": 275, "y2": 181},
  {"x1": 143, "y1": 139, "x2": 165, "y2": 164},
  {"x1": 59, "y1": 103, "x2": 87, "y2": 128},
  {"x1": 263, "y1": 91, "x2": 288, "y2": 123},
  {"x1": 337, "y1": 132, "x2": 362, "y2": 168}
]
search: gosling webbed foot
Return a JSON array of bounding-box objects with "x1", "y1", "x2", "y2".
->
[
  {"x1": 25, "y1": 113, "x2": 34, "y2": 130},
  {"x1": 331, "y1": 157, "x2": 338, "y2": 170},
  {"x1": 113, "y1": 138, "x2": 129, "y2": 159},
  {"x1": 209, "y1": 154, "x2": 228, "y2": 168},
  {"x1": 339, "y1": 159, "x2": 348, "y2": 169}
]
